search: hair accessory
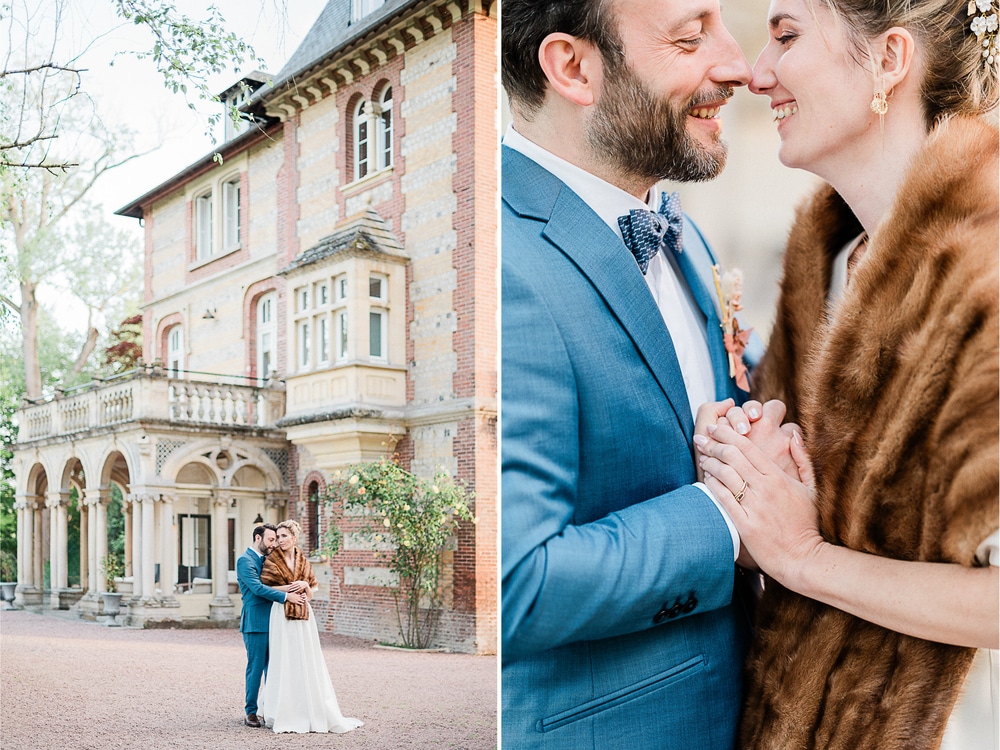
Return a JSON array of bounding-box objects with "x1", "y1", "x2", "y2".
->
[
  {"x1": 968, "y1": 0, "x2": 998, "y2": 69},
  {"x1": 870, "y1": 88, "x2": 888, "y2": 115}
]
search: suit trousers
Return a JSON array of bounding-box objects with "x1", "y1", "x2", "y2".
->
[{"x1": 243, "y1": 631, "x2": 269, "y2": 715}]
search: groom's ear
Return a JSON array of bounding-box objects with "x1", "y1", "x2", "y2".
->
[{"x1": 537, "y1": 32, "x2": 604, "y2": 108}]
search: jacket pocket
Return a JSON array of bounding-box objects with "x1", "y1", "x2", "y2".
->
[{"x1": 536, "y1": 655, "x2": 706, "y2": 733}]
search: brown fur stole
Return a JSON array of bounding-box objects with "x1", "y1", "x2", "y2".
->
[
  {"x1": 743, "y1": 116, "x2": 1000, "y2": 750},
  {"x1": 260, "y1": 547, "x2": 317, "y2": 621}
]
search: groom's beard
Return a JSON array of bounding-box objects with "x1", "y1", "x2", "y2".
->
[{"x1": 587, "y1": 57, "x2": 731, "y2": 184}]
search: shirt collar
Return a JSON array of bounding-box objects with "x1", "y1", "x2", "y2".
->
[
  {"x1": 503, "y1": 124, "x2": 657, "y2": 242},
  {"x1": 247, "y1": 546, "x2": 262, "y2": 559}
]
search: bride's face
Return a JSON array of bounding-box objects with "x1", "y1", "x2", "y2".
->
[
  {"x1": 276, "y1": 528, "x2": 295, "y2": 551},
  {"x1": 750, "y1": 0, "x2": 877, "y2": 175}
]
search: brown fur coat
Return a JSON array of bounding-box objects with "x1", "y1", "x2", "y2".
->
[
  {"x1": 743, "y1": 116, "x2": 999, "y2": 749},
  {"x1": 260, "y1": 547, "x2": 317, "y2": 621}
]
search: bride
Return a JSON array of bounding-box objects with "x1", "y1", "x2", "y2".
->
[{"x1": 257, "y1": 519, "x2": 363, "y2": 734}]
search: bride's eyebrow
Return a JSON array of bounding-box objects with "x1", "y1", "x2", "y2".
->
[{"x1": 768, "y1": 11, "x2": 798, "y2": 28}]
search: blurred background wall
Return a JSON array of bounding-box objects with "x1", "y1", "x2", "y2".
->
[{"x1": 501, "y1": 0, "x2": 825, "y2": 341}]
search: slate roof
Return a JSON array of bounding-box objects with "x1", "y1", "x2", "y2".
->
[
  {"x1": 279, "y1": 208, "x2": 408, "y2": 276},
  {"x1": 267, "y1": 0, "x2": 422, "y2": 95}
]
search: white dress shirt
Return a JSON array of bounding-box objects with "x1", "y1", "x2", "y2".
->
[{"x1": 504, "y1": 125, "x2": 740, "y2": 560}]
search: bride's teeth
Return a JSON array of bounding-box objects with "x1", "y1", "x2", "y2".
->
[{"x1": 772, "y1": 104, "x2": 798, "y2": 120}]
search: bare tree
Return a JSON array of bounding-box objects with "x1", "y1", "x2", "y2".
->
[{"x1": 1, "y1": 0, "x2": 275, "y2": 397}]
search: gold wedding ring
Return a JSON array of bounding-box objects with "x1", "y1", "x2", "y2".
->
[{"x1": 733, "y1": 480, "x2": 749, "y2": 504}]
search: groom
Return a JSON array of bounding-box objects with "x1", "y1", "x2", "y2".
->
[
  {"x1": 236, "y1": 523, "x2": 306, "y2": 728},
  {"x1": 501, "y1": 0, "x2": 757, "y2": 747}
]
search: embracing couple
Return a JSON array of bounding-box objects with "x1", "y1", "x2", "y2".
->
[
  {"x1": 237, "y1": 520, "x2": 363, "y2": 734},
  {"x1": 500, "y1": 0, "x2": 998, "y2": 748}
]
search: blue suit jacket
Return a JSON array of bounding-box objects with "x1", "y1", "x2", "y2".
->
[
  {"x1": 501, "y1": 146, "x2": 750, "y2": 749},
  {"x1": 237, "y1": 548, "x2": 285, "y2": 634}
]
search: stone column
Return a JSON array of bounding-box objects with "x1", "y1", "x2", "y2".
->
[
  {"x1": 157, "y1": 496, "x2": 178, "y2": 603},
  {"x1": 124, "y1": 501, "x2": 133, "y2": 577},
  {"x1": 141, "y1": 495, "x2": 156, "y2": 602},
  {"x1": 32, "y1": 504, "x2": 43, "y2": 595},
  {"x1": 55, "y1": 499, "x2": 68, "y2": 590},
  {"x1": 46, "y1": 492, "x2": 62, "y2": 607},
  {"x1": 94, "y1": 492, "x2": 108, "y2": 592},
  {"x1": 78, "y1": 496, "x2": 88, "y2": 591},
  {"x1": 12, "y1": 499, "x2": 26, "y2": 609},
  {"x1": 85, "y1": 492, "x2": 98, "y2": 593},
  {"x1": 209, "y1": 494, "x2": 234, "y2": 620},
  {"x1": 14, "y1": 499, "x2": 26, "y2": 585},
  {"x1": 129, "y1": 494, "x2": 143, "y2": 598}
]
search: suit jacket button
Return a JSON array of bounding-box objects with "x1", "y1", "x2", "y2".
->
[
  {"x1": 683, "y1": 592, "x2": 698, "y2": 613},
  {"x1": 667, "y1": 604, "x2": 682, "y2": 618},
  {"x1": 653, "y1": 607, "x2": 669, "y2": 624}
]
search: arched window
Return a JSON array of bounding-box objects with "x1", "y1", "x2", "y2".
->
[
  {"x1": 376, "y1": 86, "x2": 393, "y2": 170},
  {"x1": 167, "y1": 325, "x2": 184, "y2": 377},
  {"x1": 354, "y1": 99, "x2": 369, "y2": 181},
  {"x1": 306, "y1": 481, "x2": 320, "y2": 554},
  {"x1": 256, "y1": 293, "x2": 276, "y2": 381}
]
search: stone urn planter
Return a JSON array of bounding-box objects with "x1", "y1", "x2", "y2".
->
[
  {"x1": 100, "y1": 592, "x2": 123, "y2": 616},
  {"x1": 0, "y1": 582, "x2": 17, "y2": 610}
]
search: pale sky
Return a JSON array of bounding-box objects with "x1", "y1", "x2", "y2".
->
[{"x1": 9, "y1": 0, "x2": 327, "y2": 332}]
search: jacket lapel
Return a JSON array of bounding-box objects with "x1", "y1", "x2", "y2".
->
[
  {"x1": 503, "y1": 147, "x2": 696, "y2": 443},
  {"x1": 671, "y1": 224, "x2": 739, "y2": 402}
]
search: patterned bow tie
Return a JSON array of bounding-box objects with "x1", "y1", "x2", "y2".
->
[{"x1": 618, "y1": 191, "x2": 684, "y2": 275}]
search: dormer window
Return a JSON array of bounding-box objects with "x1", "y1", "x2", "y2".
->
[
  {"x1": 352, "y1": 0, "x2": 386, "y2": 22},
  {"x1": 219, "y1": 73, "x2": 269, "y2": 142}
]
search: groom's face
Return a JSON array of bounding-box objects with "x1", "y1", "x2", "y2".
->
[
  {"x1": 256, "y1": 529, "x2": 277, "y2": 555},
  {"x1": 586, "y1": 0, "x2": 751, "y2": 183}
]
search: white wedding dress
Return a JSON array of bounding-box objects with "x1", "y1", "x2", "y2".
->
[{"x1": 257, "y1": 601, "x2": 363, "y2": 734}]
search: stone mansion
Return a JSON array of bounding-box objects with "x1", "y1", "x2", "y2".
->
[{"x1": 11, "y1": 0, "x2": 497, "y2": 654}]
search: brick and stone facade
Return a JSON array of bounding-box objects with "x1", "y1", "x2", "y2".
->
[{"x1": 12, "y1": 0, "x2": 497, "y2": 655}]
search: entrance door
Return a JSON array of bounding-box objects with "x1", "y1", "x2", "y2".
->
[{"x1": 177, "y1": 514, "x2": 211, "y2": 586}]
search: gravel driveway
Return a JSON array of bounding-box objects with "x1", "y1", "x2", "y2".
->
[{"x1": 0, "y1": 609, "x2": 497, "y2": 749}]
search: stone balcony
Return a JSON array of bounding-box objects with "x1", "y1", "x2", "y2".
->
[{"x1": 17, "y1": 365, "x2": 286, "y2": 445}]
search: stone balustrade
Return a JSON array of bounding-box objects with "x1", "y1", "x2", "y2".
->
[{"x1": 17, "y1": 368, "x2": 286, "y2": 443}]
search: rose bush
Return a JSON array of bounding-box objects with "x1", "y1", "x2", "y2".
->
[{"x1": 322, "y1": 457, "x2": 474, "y2": 649}]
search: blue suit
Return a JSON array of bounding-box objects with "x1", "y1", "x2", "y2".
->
[
  {"x1": 236, "y1": 547, "x2": 286, "y2": 716},
  {"x1": 501, "y1": 146, "x2": 750, "y2": 749}
]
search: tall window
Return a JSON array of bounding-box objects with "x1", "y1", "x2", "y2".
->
[
  {"x1": 354, "y1": 100, "x2": 369, "y2": 181},
  {"x1": 223, "y1": 178, "x2": 241, "y2": 251},
  {"x1": 336, "y1": 311, "x2": 348, "y2": 361},
  {"x1": 167, "y1": 326, "x2": 184, "y2": 377},
  {"x1": 318, "y1": 317, "x2": 329, "y2": 364},
  {"x1": 352, "y1": 0, "x2": 386, "y2": 22},
  {"x1": 369, "y1": 310, "x2": 386, "y2": 360},
  {"x1": 256, "y1": 293, "x2": 276, "y2": 380},
  {"x1": 298, "y1": 321, "x2": 311, "y2": 371},
  {"x1": 377, "y1": 86, "x2": 393, "y2": 170},
  {"x1": 368, "y1": 274, "x2": 388, "y2": 361},
  {"x1": 195, "y1": 192, "x2": 213, "y2": 259},
  {"x1": 306, "y1": 482, "x2": 320, "y2": 554}
]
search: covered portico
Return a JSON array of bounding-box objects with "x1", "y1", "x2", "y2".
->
[{"x1": 12, "y1": 366, "x2": 289, "y2": 627}]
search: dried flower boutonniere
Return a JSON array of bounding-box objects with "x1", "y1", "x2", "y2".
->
[{"x1": 712, "y1": 265, "x2": 752, "y2": 392}]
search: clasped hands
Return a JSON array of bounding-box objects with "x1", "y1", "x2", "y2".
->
[
  {"x1": 692, "y1": 398, "x2": 825, "y2": 585},
  {"x1": 286, "y1": 579, "x2": 308, "y2": 604}
]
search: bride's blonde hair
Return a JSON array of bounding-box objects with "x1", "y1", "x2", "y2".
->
[{"x1": 277, "y1": 519, "x2": 303, "y2": 540}]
